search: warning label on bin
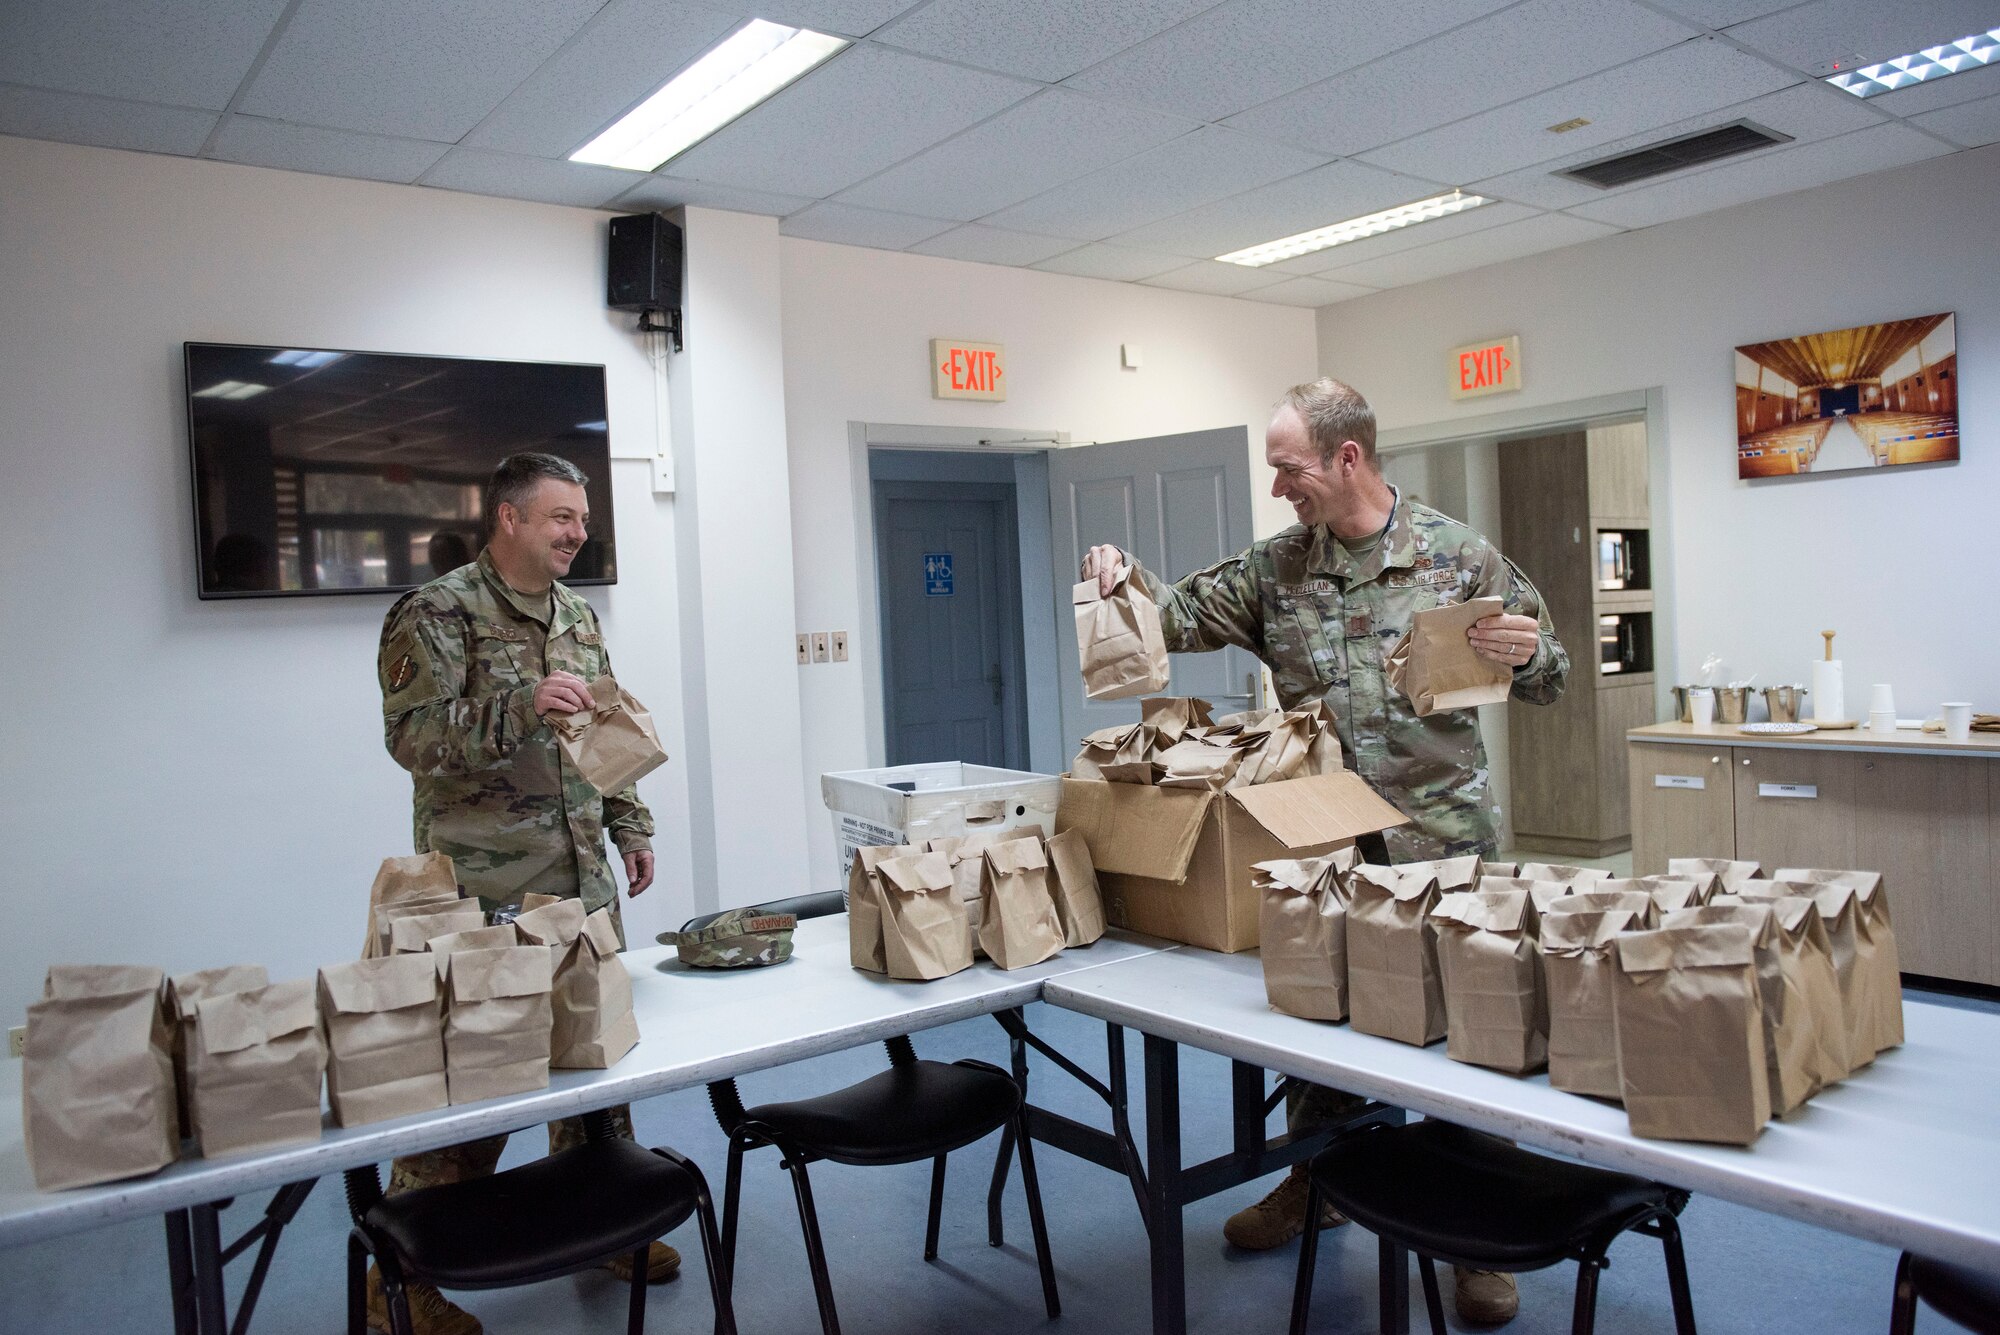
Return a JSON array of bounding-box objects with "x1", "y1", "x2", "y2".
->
[{"x1": 835, "y1": 813, "x2": 906, "y2": 878}]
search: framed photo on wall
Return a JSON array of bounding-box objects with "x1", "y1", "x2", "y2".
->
[{"x1": 1734, "y1": 312, "x2": 1959, "y2": 479}]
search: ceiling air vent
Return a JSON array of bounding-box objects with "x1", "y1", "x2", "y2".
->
[{"x1": 1557, "y1": 120, "x2": 1793, "y2": 189}]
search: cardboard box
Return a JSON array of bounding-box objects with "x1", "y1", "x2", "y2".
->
[{"x1": 1057, "y1": 772, "x2": 1408, "y2": 952}]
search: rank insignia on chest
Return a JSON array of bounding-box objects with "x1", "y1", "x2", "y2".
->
[
  {"x1": 387, "y1": 653, "x2": 416, "y2": 691},
  {"x1": 1345, "y1": 613, "x2": 1372, "y2": 638}
]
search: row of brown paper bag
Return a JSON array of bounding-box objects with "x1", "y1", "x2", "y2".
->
[
  {"x1": 1073, "y1": 697, "x2": 1342, "y2": 791},
  {"x1": 848, "y1": 827, "x2": 1105, "y2": 980},
  {"x1": 1073, "y1": 567, "x2": 1170, "y2": 700}
]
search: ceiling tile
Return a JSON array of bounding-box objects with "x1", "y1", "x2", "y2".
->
[
  {"x1": 0, "y1": 0, "x2": 287, "y2": 111},
  {"x1": 1864, "y1": 59, "x2": 2000, "y2": 118},
  {"x1": 208, "y1": 116, "x2": 449, "y2": 182},
  {"x1": 421, "y1": 148, "x2": 648, "y2": 208},
  {"x1": 983, "y1": 126, "x2": 1329, "y2": 242},
  {"x1": 907, "y1": 224, "x2": 1077, "y2": 265},
  {"x1": 1723, "y1": 0, "x2": 2000, "y2": 72},
  {"x1": 1139, "y1": 260, "x2": 1276, "y2": 296},
  {"x1": 611, "y1": 176, "x2": 816, "y2": 216},
  {"x1": 1470, "y1": 79, "x2": 1886, "y2": 210},
  {"x1": 834, "y1": 89, "x2": 1197, "y2": 221},
  {"x1": 0, "y1": 85, "x2": 216, "y2": 155},
  {"x1": 1114, "y1": 159, "x2": 1454, "y2": 258},
  {"x1": 462, "y1": 0, "x2": 744, "y2": 158},
  {"x1": 1223, "y1": 0, "x2": 1697, "y2": 157},
  {"x1": 1240, "y1": 275, "x2": 1380, "y2": 307},
  {"x1": 1317, "y1": 212, "x2": 1619, "y2": 288},
  {"x1": 1063, "y1": 0, "x2": 1515, "y2": 122},
  {"x1": 1030, "y1": 243, "x2": 1187, "y2": 281},
  {"x1": 1285, "y1": 200, "x2": 1541, "y2": 274},
  {"x1": 1646, "y1": 0, "x2": 1797, "y2": 27},
  {"x1": 1562, "y1": 121, "x2": 1953, "y2": 227},
  {"x1": 239, "y1": 0, "x2": 600, "y2": 141},
  {"x1": 877, "y1": 0, "x2": 1216, "y2": 82},
  {"x1": 1908, "y1": 91, "x2": 2000, "y2": 147},
  {"x1": 664, "y1": 44, "x2": 1035, "y2": 198},
  {"x1": 1361, "y1": 36, "x2": 1798, "y2": 184},
  {"x1": 732, "y1": 0, "x2": 924, "y2": 38},
  {"x1": 779, "y1": 201, "x2": 958, "y2": 248}
]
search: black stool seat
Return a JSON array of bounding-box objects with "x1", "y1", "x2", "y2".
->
[
  {"x1": 1313, "y1": 1120, "x2": 1674, "y2": 1269},
  {"x1": 1908, "y1": 1255, "x2": 2000, "y2": 1334},
  {"x1": 364, "y1": 1138, "x2": 700, "y2": 1288},
  {"x1": 744, "y1": 1059, "x2": 1021, "y2": 1166}
]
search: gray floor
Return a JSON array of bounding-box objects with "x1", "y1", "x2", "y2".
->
[{"x1": 2, "y1": 993, "x2": 1985, "y2": 1335}]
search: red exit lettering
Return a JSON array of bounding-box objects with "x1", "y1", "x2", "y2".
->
[
  {"x1": 1457, "y1": 343, "x2": 1514, "y2": 391},
  {"x1": 941, "y1": 347, "x2": 1003, "y2": 392}
]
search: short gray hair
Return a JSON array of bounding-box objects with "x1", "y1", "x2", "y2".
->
[
  {"x1": 1279, "y1": 378, "x2": 1377, "y2": 466},
  {"x1": 485, "y1": 452, "x2": 588, "y2": 538}
]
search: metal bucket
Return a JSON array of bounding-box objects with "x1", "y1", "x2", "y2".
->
[
  {"x1": 1764, "y1": 684, "x2": 1809, "y2": 723},
  {"x1": 1715, "y1": 686, "x2": 1750, "y2": 725},
  {"x1": 1670, "y1": 686, "x2": 1693, "y2": 723}
]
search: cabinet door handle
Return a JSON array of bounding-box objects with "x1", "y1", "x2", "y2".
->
[
  {"x1": 1710, "y1": 755, "x2": 1720, "y2": 764},
  {"x1": 1741, "y1": 757, "x2": 1751, "y2": 765}
]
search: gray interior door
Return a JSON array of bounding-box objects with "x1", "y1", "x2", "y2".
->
[
  {"x1": 1047, "y1": 427, "x2": 1260, "y2": 753},
  {"x1": 877, "y1": 483, "x2": 1025, "y2": 767}
]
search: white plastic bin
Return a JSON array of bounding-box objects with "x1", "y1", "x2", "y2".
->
[{"x1": 821, "y1": 762, "x2": 1062, "y2": 882}]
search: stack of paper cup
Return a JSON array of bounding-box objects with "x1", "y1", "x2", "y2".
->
[
  {"x1": 1810, "y1": 658, "x2": 1844, "y2": 723},
  {"x1": 1869, "y1": 684, "x2": 1896, "y2": 734}
]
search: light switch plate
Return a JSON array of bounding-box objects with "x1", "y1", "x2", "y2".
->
[
  {"x1": 7, "y1": 1026, "x2": 23, "y2": 1058},
  {"x1": 831, "y1": 630, "x2": 849, "y2": 662},
  {"x1": 796, "y1": 634, "x2": 811, "y2": 666},
  {"x1": 811, "y1": 632, "x2": 830, "y2": 663}
]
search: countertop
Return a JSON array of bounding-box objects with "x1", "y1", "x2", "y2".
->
[{"x1": 1628, "y1": 720, "x2": 2000, "y2": 757}]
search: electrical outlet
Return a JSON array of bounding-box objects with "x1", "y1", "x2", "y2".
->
[
  {"x1": 830, "y1": 630, "x2": 849, "y2": 663},
  {"x1": 811, "y1": 632, "x2": 831, "y2": 664},
  {"x1": 7, "y1": 1026, "x2": 24, "y2": 1058},
  {"x1": 796, "y1": 634, "x2": 811, "y2": 666}
]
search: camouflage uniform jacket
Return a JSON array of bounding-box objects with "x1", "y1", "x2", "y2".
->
[
  {"x1": 1133, "y1": 492, "x2": 1567, "y2": 861},
  {"x1": 377, "y1": 550, "x2": 652, "y2": 913}
]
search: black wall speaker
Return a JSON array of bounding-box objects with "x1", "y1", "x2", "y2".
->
[{"x1": 607, "y1": 213, "x2": 683, "y2": 313}]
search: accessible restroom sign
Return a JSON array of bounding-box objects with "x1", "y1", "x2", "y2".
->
[
  {"x1": 932, "y1": 339, "x2": 1006, "y2": 401},
  {"x1": 1449, "y1": 335, "x2": 1520, "y2": 399}
]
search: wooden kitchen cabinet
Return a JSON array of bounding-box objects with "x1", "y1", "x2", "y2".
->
[
  {"x1": 1733, "y1": 746, "x2": 1857, "y2": 872},
  {"x1": 1630, "y1": 740, "x2": 1735, "y2": 871}
]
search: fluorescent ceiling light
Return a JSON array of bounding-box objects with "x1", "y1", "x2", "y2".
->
[
  {"x1": 269, "y1": 349, "x2": 343, "y2": 367},
  {"x1": 1216, "y1": 191, "x2": 1492, "y2": 267},
  {"x1": 193, "y1": 380, "x2": 269, "y2": 399},
  {"x1": 571, "y1": 19, "x2": 848, "y2": 170},
  {"x1": 1825, "y1": 28, "x2": 1998, "y2": 96}
]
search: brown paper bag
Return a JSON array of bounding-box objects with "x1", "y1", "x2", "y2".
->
[
  {"x1": 846, "y1": 843, "x2": 916, "y2": 973},
  {"x1": 1516, "y1": 862, "x2": 1612, "y2": 887},
  {"x1": 1798, "y1": 883, "x2": 1877, "y2": 1075},
  {"x1": 542, "y1": 908, "x2": 638, "y2": 1069},
  {"x1": 549, "y1": 674, "x2": 668, "y2": 795},
  {"x1": 319, "y1": 954, "x2": 449, "y2": 1127},
  {"x1": 166, "y1": 965, "x2": 271, "y2": 1138},
  {"x1": 1489, "y1": 876, "x2": 1569, "y2": 914},
  {"x1": 1713, "y1": 891, "x2": 1851, "y2": 1097},
  {"x1": 1346, "y1": 864, "x2": 1447, "y2": 1045},
  {"x1": 1638, "y1": 875, "x2": 1709, "y2": 913},
  {"x1": 1142, "y1": 696, "x2": 1213, "y2": 747},
  {"x1": 362, "y1": 852, "x2": 459, "y2": 957},
  {"x1": 1071, "y1": 721, "x2": 1154, "y2": 780},
  {"x1": 438, "y1": 945, "x2": 554, "y2": 1104},
  {"x1": 1431, "y1": 889, "x2": 1547, "y2": 1073},
  {"x1": 1232, "y1": 712, "x2": 1314, "y2": 787},
  {"x1": 1662, "y1": 903, "x2": 1818, "y2": 1116},
  {"x1": 1098, "y1": 759, "x2": 1165, "y2": 785},
  {"x1": 877, "y1": 852, "x2": 974, "y2": 980},
  {"x1": 1074, "y1": 569, "x2": 1170, "y2": 700},
  {"x1": 185, "y1": 979, "x2": 325, "y2": 1157},
  {"x1": 1545, "y1": 883, "x2": 1658, "y2": 929},
  {"x1": 1613, "y1": 924, "x2": 1770, "y2": 1144},
  {"x1": 22, "y1": 965, "x2": 179, "y2": 1190},
  {"x1": 1386, "y1": 596, "x2": 1510, "y2": 716},
  {"x1": 1540, "y1": 909, "x2": 1643, "y2": 1099},
  {"x1": 941, "y1": 828, "x2": 1040, "y2": 959},
  {"x1": 1046, "y1": 828, "x2": 1106, "y2": 947},
  {"x1": 978, "y1": 838, "x2": 1066, "y2": 969},
  {"x1": 1668, "y1": 858, "x2": 1761, "y2": 894},
  {"x1": 1255, "y1": 855, "x2": 1350, "y2": 1021},
  {"x1": 1288, "y1": 700, "x2": 1346, "y2": 777},
  {"x1": 1155, "y1": 739, "x2": 1242, "y2": 791},
  {"x1": 388, "y1": 902, "x2": 486, "y2": 954},
  {"x1": 1774, "y1": 868, "x2": 1902, "y2": 1056},
  {"x1": 427, "y1": 924, "x2": 521, "y2": 959},
  {"x1": 512, "y1": 896, "x2": 588, "y2": 952}
]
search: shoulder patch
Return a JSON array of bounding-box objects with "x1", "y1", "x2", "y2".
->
[{"x1": 387, "y1": 653, "x2": 417, "y2": 691}]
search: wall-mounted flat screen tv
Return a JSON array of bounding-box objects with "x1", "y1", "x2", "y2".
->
[{"x1": 185, "y1": 343, "x2": 616, "y2": 598}]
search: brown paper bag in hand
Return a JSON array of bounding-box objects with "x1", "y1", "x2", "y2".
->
[
  {"x1": 185, "y1": 979, "x2": 325, "y2": 1157},
  {"x1": 1346, "y1": 864, "x2": 1448, "y2": 1045},
  {"x1": 1431, "y1": 889, "x2": 1547, "y2": 1073},
  {"x1": 1074, "y1": 569, "x2": 1171, "y2": 700},
  {"x1": 1046, "y1": 829, "x2": 1107, "y2": 947},
  {"x1": 1668, "y1": 858, "x2": 1761, "y2": 895},
  {"x1": 363, "y1": 852, "x2": 460, "y2": 957},
  {"x1": 1774, "y1": 868, "x2": 1902, "y2": 1056},
  {"x1": 166, "y1": 965, "x2": 270, "y2": 1139},
  {"x1": 550, "y1": 675, "x2": 668, "y2": 795},
  {"x1": 877, "y1": 852, "x2": 974, "y2": 980},
  {"x1": 1712, "y1": 891, "x2": 1851, "y2": 1098},
  {"x1": 319, "y1": 955, "x2": 448, "y2": 1127},
  {"x1": 437, "y1": 945, "x2": 554, "y2": 1104},
  {"x1": 1072, "y1": 721, "x2": 1153, "y2": 780},
  {"x1": 847, "y1": 844, "x2": 918, "y2": 973},
  {"x1": 1540, "y1": 909, "x2": 1642, "y2": 1099},
  {"x1": 22, "y1": 965, "x2": 179, "y2": 1191},
  {"x1": 977, "y1": 838, "x2": 1066, "y2": 969},
  {"x1": 1255, "y1": 855, "x2": 1351, "y2": 1021},
  {"x1": 1613, "y1": 924, "x2": 1770, "y2": 1144},
  {"x1": 1386, "y1": 596, "x2": 1511, "y2": 716},
  {"x1": 1663, "y1": 902, "x2": 1820, "y2": 1116},
  {"x1": 541, "y1": 908, "x2": 638, "y2": 1069}
]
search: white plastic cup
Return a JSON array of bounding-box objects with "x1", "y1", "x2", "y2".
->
[
  {"x1": 1870, "y1": 683, "x2": 1896, "y2": 717},
  {"x1": 1869, "y1": 709, "x2": 1898, "y2": 734},
  {"x1": 1689, "y1": 687, "x2": 1716, "y2": 728},
  {"x1": 1942, "y1": 702, "x2": 1973, "y2": 743}
]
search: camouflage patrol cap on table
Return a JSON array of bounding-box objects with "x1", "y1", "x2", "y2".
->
[{"x1": 656, "y1": 910, "x2": 797, "y2": 968}]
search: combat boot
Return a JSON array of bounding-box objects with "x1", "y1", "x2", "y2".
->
[
  {"x1": 1453, "y1": 1267, "x2": 1519, "y2": 1324},
  {"x1": 605, "y1": 1241, "x2": 681, "y2": 1283},
  {"x1": 1222, "y1": 1162, "x2": 1348, "y2": 1250},
  {"x1": 365, "y1": 1265, "x2": 482, "y2": 1335}
]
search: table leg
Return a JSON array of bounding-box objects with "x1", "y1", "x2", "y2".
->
[
  {"x1": 1378, "y1": 1236, "x2": 1410, "y2": 1335},
  {"x1": 190, "y1": 1202, "x2": 228, "y2": 1335},
  {"x1": 164, "y1": 1209, "x2": 199, "y2": 1335},
  {"x1": 1142, "y1": 1033, "x2": 1186, "y2": 1335}
]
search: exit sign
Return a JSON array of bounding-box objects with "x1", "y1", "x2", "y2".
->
[
  {"x1": 932, "y1": 339, "x2": 1006, "y2": 401},
  {"x1": 1450, "y1": 335, "x2": 1521, "y2": 399}
]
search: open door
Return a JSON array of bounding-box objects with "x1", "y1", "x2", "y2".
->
[{"x1": 1048, "y1": 427, "x2": 1261, "y2": 753}]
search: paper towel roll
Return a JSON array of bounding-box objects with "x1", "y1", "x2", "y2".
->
[{"x1": 1811, "y1": 660, "x2": 1844, "y2": 722}]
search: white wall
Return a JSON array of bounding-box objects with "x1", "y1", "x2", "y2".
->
[
  {"x1": 0, "y1": 136, "x2": 696, "y2": 1024},
  {"x1": 1319, "y1": 144, "x2": 1999, "y2": 719},
  {"x1": 780, "y1": 239, "x2": 1318, "y2": 889}
]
